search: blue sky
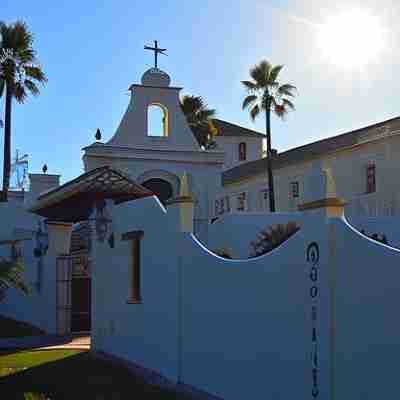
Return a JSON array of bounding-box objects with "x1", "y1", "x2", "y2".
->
[{"x1": 2, "y1": 0, "x2": 400, "y2": 183}]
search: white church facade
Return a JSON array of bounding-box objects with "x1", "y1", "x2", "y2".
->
[{"x1": 81, "y1": 66, "x2": 400, "y2": 230}]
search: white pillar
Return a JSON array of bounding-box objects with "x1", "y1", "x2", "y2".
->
[
  {"x1": 44, "y1": 221, "x2": 73, "y2": 335},
  {"x1": 46, "y1": 221, "x2": 73, "y2": 255}
]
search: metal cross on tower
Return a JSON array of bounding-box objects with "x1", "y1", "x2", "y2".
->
[{"x1": 144, "y1": 40, "x2": 167, "y2": 69}]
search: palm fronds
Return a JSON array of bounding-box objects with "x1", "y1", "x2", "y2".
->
[
  {"x1": 180, "y1": 95, "x2": 218, "y2": 148},
  {"x1": 0, "y1": 258, "x2": 30, "y2": 302},
  {"x1": 0, "y1": 20, "x2": 47, "y2": 200},
  {"x1": 249, "y1": 221, "x2": 300, "y2": 257},
  {"x1": 241, "y1": 59, "x2": 297, "y2": 120},
  {"x1": 0, "y1": 20, "x2": 47, "y2": 103}
]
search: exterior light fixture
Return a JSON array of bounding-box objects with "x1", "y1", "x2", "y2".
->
[
  {"x1": 94, "y1": 200, "x2": 111, "y2": 243},
  {"x1": 34, "y1": 221, "x2": 49, "y2": 258}
]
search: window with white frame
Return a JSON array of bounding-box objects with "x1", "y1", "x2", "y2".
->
[{"x1": 236, "y1": 192, "x2": 247, "y2": 211}]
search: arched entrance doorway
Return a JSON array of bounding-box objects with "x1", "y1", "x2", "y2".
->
[{"x1": 141, "y1": 178, "x2": 173, "y2": 204}]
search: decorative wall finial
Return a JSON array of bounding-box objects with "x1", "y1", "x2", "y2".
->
[
  {"x1": 322, "y1": 164, "x2": 337, "y2": 198},
  {"x1": 95, "y1": 128, "x2": 102, "y2": 142},
  {"x1": 42, "y1": 163, "x2": 48, "y2": 174},
  {"x1": 180, "y1": 172, "x2": 189, "y2": 197}
]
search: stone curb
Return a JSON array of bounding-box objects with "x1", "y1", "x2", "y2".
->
[{"x1": 0, "y1": 335, "x2": 90, "y2": 350}]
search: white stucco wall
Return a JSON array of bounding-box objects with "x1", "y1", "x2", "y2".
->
[
  {"x1": 0, "y1": 202, "x2": 57, "y2": 333},
  {"x1": 91, "y1": 196, "x2": 182, "y2": 381},
  {"x1": 207, "y1": 211, "x2": 306, "y2": 258},
  {"x1": 215, "y1": 136, "x2": 265, "y2": 170},
  {"x1": 91, "y1": 193, "x2": 400, "y2": 399},
  {"x1": 331, "y1": 217, "x2": 400, "y2": 399},
  {"x1": 179, "y1": 224, "x2": 329, "y2": 400},
  {"x1": 91, "y1": 196, "x2": 334, "y2": 399},
  {"x1": 82, "y1": 71, "x2": 225, "y2": 241},
  {"x1": 84, "y1": 156, "x2": 221, "y2": 242},
  {"x1": 220, "y1": 133, "x2": 400, "y2": 218},
  {"x1": 347, "y1": 215, "x2": 400, "y2": 249},
  {"x1": 107, "y1": 85, "x2": 200, "y2": 151},
  {"x1": 0, "y1": 174, "x2": 62, "y2": 333}
]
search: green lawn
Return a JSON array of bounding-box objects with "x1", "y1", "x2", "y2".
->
[
  {"x1": 0, "y1": 350, "x2": 193, "y2": 399},
  {"x1": 0, "y1": 349, "x2": 81, "y2": 378},
  {"x1": 0, "y1": 315, "x2": 45, "y2": 338}
]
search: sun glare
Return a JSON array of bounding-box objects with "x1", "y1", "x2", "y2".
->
[{"x1": 316, "y1": 7, "x2": 385, "y2": 70}]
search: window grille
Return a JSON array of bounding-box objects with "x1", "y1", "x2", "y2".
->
[
  {"x1": 239, "y1": 142, "x2": 247, "y2": 161},
  {"x1": 366, "y1": 163, "x2": 376, "y2": 193}
]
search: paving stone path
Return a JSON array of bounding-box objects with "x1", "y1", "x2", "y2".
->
[{"x1": 0, "y1": 334, "x2": 90, "y2": 350}]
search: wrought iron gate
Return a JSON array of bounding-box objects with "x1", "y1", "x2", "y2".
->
[
  {"x1": 71, "y1": 252, "x2": 91, "y2": 332},
  {"x1": 56, "y1": 253, "x2": 91, "y2": 334},
  {"x1": 56, "y1": 255, "x2": 72, "y2": 335}
]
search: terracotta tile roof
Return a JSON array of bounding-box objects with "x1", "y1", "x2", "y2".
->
[
  {"x1": 222, "y1": 116, "x2": 400, "y2": 186},
  {"x1": 30, "y1": 166, "x2": 153, "y2": 223},
  {"x1": 213, "y1": 119, "x2": 265, "y2": 138}
]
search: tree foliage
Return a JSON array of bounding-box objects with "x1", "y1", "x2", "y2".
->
[
  {"x1": 0, "y1": 20, "x2": 47, "y2": 200},
  {"x1": 0, "y1": 21, "x2": 47, "y2": 103},
  {"x1": 249, "y1": 221, "x2": 300, "y2": 257},
  {"x1": 180, "y1": 95, "x2": 218, "y2": 149},
  {"x1": 242, "y1": 60, "x2": 297, "y2": 212},
  {"x1": 241, "y1": 61, "x2": 296, "y2": 121}
]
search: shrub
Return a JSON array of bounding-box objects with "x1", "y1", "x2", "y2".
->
[
  {"x1": 360, "y1": 229, "x2": 389, "y2": 245},
  {"x1": 249, "y1": 221, "x2": 300, "y2": 257},
  {"x1": 214, "y1": 248, "x2": 234, "y2": 259}
]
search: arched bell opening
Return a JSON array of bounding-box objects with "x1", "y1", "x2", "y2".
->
[{"x1": 147, "y1": 103, "x2": 169, "y2": 137}]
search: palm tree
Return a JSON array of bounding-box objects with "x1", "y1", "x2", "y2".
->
[
  {"x1": 242, "y1": 60, "x2": 296, "y2": 212},
  {"x1": 180, "y1": 95, "x2": 218, "y2": 149},
  {"x1": 0, "y1": 21, "x2": 47, "y2": 202},
  {"x1": 0, "y1": 258, "x2": 29, "y2": 302}
]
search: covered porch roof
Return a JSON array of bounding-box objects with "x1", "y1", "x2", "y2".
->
[{"x1": 30, "y1": 166, "x2": 154, "y2": 223}]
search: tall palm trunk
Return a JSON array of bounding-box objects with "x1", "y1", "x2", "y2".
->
[
  {"x1": 265, "y1": 105, "x2": 276, "y2": 212},
  {"x1": 1, "y1": 85, "x2": 12, "y2": 202}
]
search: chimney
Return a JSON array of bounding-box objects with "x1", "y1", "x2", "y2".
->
[{"x1": 25, "y1": 173, "x2": 60, "y2": 207}]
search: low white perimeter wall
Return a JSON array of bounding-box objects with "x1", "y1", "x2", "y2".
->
[
  {"x1": 92, "y1": 197, "x2": 331, "y2": 399},
  {"x1": 347, "y1": 215, "x2": 400, "y2": 249},
  {"x1": 180, "y1": 224, "x2": 329, "y2": 400},
  {"x1": 332, "y1": 217, "x2": 400, "y2": 399},
  {"x1": 207, "y1": 212, "x2": 306, "y2": 258},
  {"x1": 91, "y1": 197, "x2": 182, "y2": 382},
  {"x1": 0, "y1": 202, "x2": 56, "y2": 333}
]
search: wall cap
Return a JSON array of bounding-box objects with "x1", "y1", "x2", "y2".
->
[
  {"x1": 45, "y1": 221, "x2": 73, "y2": 227},
  {"x1": 298, "y1": 197, "x2": 348, "y2": 211},
  {"x1": 165, "y1": 196, "x2": 195, "y2": 206}
]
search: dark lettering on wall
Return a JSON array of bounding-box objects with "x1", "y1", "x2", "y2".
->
[{"x1": 307, "y1": 241, "x2": 320, "y2": 398}]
